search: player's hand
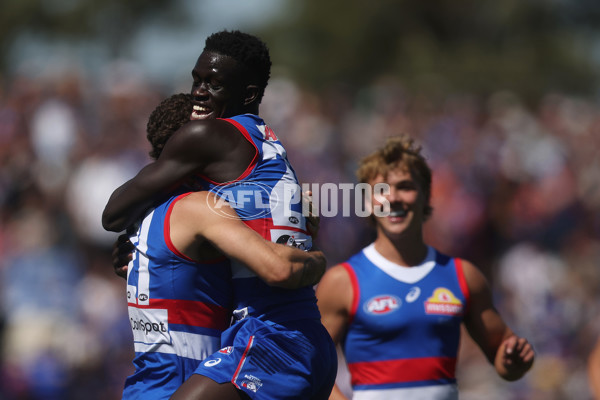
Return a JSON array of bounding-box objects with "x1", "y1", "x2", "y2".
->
[
  {"x1": 112, "y1": 233, "x2": 134, "y2": 279},
  {"x1": 499, "y1": 335, "x2": 535, "y2": 381},
  {"x1": 302, "y1": 190, "x2": 320, "y2": 239}
]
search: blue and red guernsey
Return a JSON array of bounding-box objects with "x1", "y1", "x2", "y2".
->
[
  {"x1": 342, "y1": 244, "x2": 470, "y2": 400},
  {"x1": 196, "y1": 114, "x2": 319, "y2": 324},
  {"x1": 123, "y1": 192, "x2": 232, "y2": 400}
]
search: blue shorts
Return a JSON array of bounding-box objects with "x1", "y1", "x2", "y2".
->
[{"x1": 193, "y1": 317, "x2": 337, "y2": 399}]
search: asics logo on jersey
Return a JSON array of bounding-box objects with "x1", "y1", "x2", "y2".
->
[
  {"x1": 204, "y1": 358, "x2": 222, "y2": 367},
  {"x1": 405, "y1": 287, "x2": 421, "y2": 303},
  {"x1": 365, "y1": 295, "x2": 401, "y2": 314}
]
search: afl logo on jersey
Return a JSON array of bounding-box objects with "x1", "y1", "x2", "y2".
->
[
  {"x1": 364, "y1": 295, "x2": 401, "y2": 315},
  {"x1": 208, "y1": 181, "x2": 276, "y2": 220}
]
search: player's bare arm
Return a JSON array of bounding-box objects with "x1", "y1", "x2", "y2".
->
[
  {"x1": 316, "y1": 264, "x2": 353, "y2": 344},
  {"x1": 171, "y1": 191, "x2": 325, "y2": 289},
  {"x1": 588, "y1": 338, "x2": 600, "y2": 399},
  {"x1": 316, "y1": 265, "x2": 353, "y2": 400},
  {"x1": 461, "y1": 259, "x2": 535, "y2": 381},
  {"x1": 102, "y1": 119, "x2": 255, "y2": 232}
]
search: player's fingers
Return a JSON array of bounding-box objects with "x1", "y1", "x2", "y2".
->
[
  {"x1": 115, "y1": 266, "x2": 128, "y2": 279},
  {"x1": 503, "y1": 336, "x2": 518, "y2": 355},
  {"x1": 112, "y1": 234, "x2": 134, "y2": 279},
  {"x1": 517, "y1": 340, "x2": 535, "y2": 362}
]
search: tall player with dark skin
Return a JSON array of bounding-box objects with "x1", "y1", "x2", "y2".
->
[{"x1": 103, "y1": 42, "x2": 260, "y2": 231}]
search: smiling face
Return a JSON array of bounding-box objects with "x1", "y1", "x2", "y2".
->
[
  {"x1": 368, "y1": 167, "x2": 426, "y2": 238},
  {"x1": 190, "y1": 50, "x2": 247, "y2": 120}
]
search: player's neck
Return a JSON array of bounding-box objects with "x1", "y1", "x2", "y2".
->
[{"x1": 373, "y1": 230, "x2": 428, "y2": 267}]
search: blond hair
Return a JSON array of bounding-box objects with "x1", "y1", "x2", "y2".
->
[{"x1": 357, "y1": 135, "x2": 433, "y2": 219}]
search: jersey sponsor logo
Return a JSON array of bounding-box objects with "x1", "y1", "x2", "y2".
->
[
  {"x1": 364, "y1": 295, "x2": 401, "y2": 315},
  {"x1": 275, "y1": 234, "x2": 307, "y2": 250},
  {"x1": 241, "y1": 374, "x2": 263, "y2": 393},
  {"x1": 424, "y1": 287, "x2": 464, "y2": 315},
  {"x1": 204, "y1": 358, "x2": 222, "y2": 367},
  {"x1": 128, "y1": 307, "x2": 171, "y2": 344},
  {"x1": 405, "y1": 286, "x2": 421, "y2": 303},
  {"x1": 219, "y1": 346, "x2": 234, "y2": 355}
]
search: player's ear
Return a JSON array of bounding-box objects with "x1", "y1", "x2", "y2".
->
[{"x1": 244, "y1": 84, "x2": 260, "y2": 106}]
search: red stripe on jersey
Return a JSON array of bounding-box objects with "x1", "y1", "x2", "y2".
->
[
  {"x1": 454, "y1": 258, "x2": 470, "y2": 314},
  {"x1": 132, "y1": 298, "x2": 230, "y2": 331},
  {"x1": 221, "y1": 118, "x2": 259, "y2": 182},
  {"x1": 243, "y1": 218, "x2": 309, "y2": 241},
  {"x1": 194, "y1": 118, "x2": 259, "y2": 185},
  {"x1": 164, "y1": 193, "x2": 195, "y2": 262},
  {"x1": 342, "y1": 263, "x2": 360, "y2": 325},
  {"x1": 163, "y1": 193, "x2": 228, "y2": 264},
  {"x1": 232, "y1": 335, "x2": 255, "y2": 389},
  {"x1": 348, "y1": 356, "x2": 456, "y2": 386}
]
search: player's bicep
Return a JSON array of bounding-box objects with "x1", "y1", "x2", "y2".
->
[
  {"x1": 200, "y1": 200, "x2": 282, "y2": 273},
  {"x1": 316, "y1": 265, "x2": 352, "y2": 343}
]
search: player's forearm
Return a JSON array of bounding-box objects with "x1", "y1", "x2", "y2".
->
[
  {"x1": 102, "y1": 181, "x2": 156, "y2": 232},
  {"x1": 265, "y1": 244, "x2": 326, "y2": 289}
]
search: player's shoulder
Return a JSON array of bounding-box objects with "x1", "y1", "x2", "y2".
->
[
  {"x1": 455, "y1": 257, "x2": 489, "y2": 293},
  {"x1": 320, "y1": 263, "x2": 353, "y2": 287},
  {"x1": 177, "y1": 118, "x2": 237, "y2": 139},
  {"x1": 163, "y1": 119, "x2": 243, "y2": 159}
]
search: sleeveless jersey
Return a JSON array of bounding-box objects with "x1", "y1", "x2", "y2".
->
[
  {"x1": 196, "y1": 114, "x2": 320, "y2": 324},
  {"x1": 342, "y1": 244, "x2": 470, "y2": 400},
  {"x1": 123, "y1": 192, "x2": 232, "y2": 400}
]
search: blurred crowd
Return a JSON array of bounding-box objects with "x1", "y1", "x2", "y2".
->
[{"x1": 0, "y1": 62, "x2": 598, "y2": 399}]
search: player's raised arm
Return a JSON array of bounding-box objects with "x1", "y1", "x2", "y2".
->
[{"x1": 102, "y1": 119, "x2": 252, "y2": 232}]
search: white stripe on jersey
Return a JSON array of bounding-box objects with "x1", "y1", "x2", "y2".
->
[
  {"x1": 135, "y1": 209, "x2": 154, "y2": 306},
  {"x1": 133, "y1": 330, "x2": 220, "y2": 361},
  {"x1": 352, "y1": 384, "x2": 458, "y2": 400}
]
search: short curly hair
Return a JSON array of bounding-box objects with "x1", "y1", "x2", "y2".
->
[
  {"x1": 204, "y1": 30, "x2": 271, "y2": 103},
  {"x1": 357, "y1": 135, "x2": 433, "y2": 219},
  {"x1": 146, "y1": 93, "x2": 193, "y2": 160}
]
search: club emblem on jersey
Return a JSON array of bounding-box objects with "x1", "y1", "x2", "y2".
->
[
  {"x1": 241, "y1": 374, "x2": 263, "y2": 392},
  {"x1": 364, "y1": 295, "x2": 401, "y2": 315},
  {"x1": 424, "y1": 287, "x2": 463, "y2": 316}
]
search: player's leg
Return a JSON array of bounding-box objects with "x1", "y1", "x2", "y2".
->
[{"x1": 170, "y1": 375, "x2": 250, "y2": 400}]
